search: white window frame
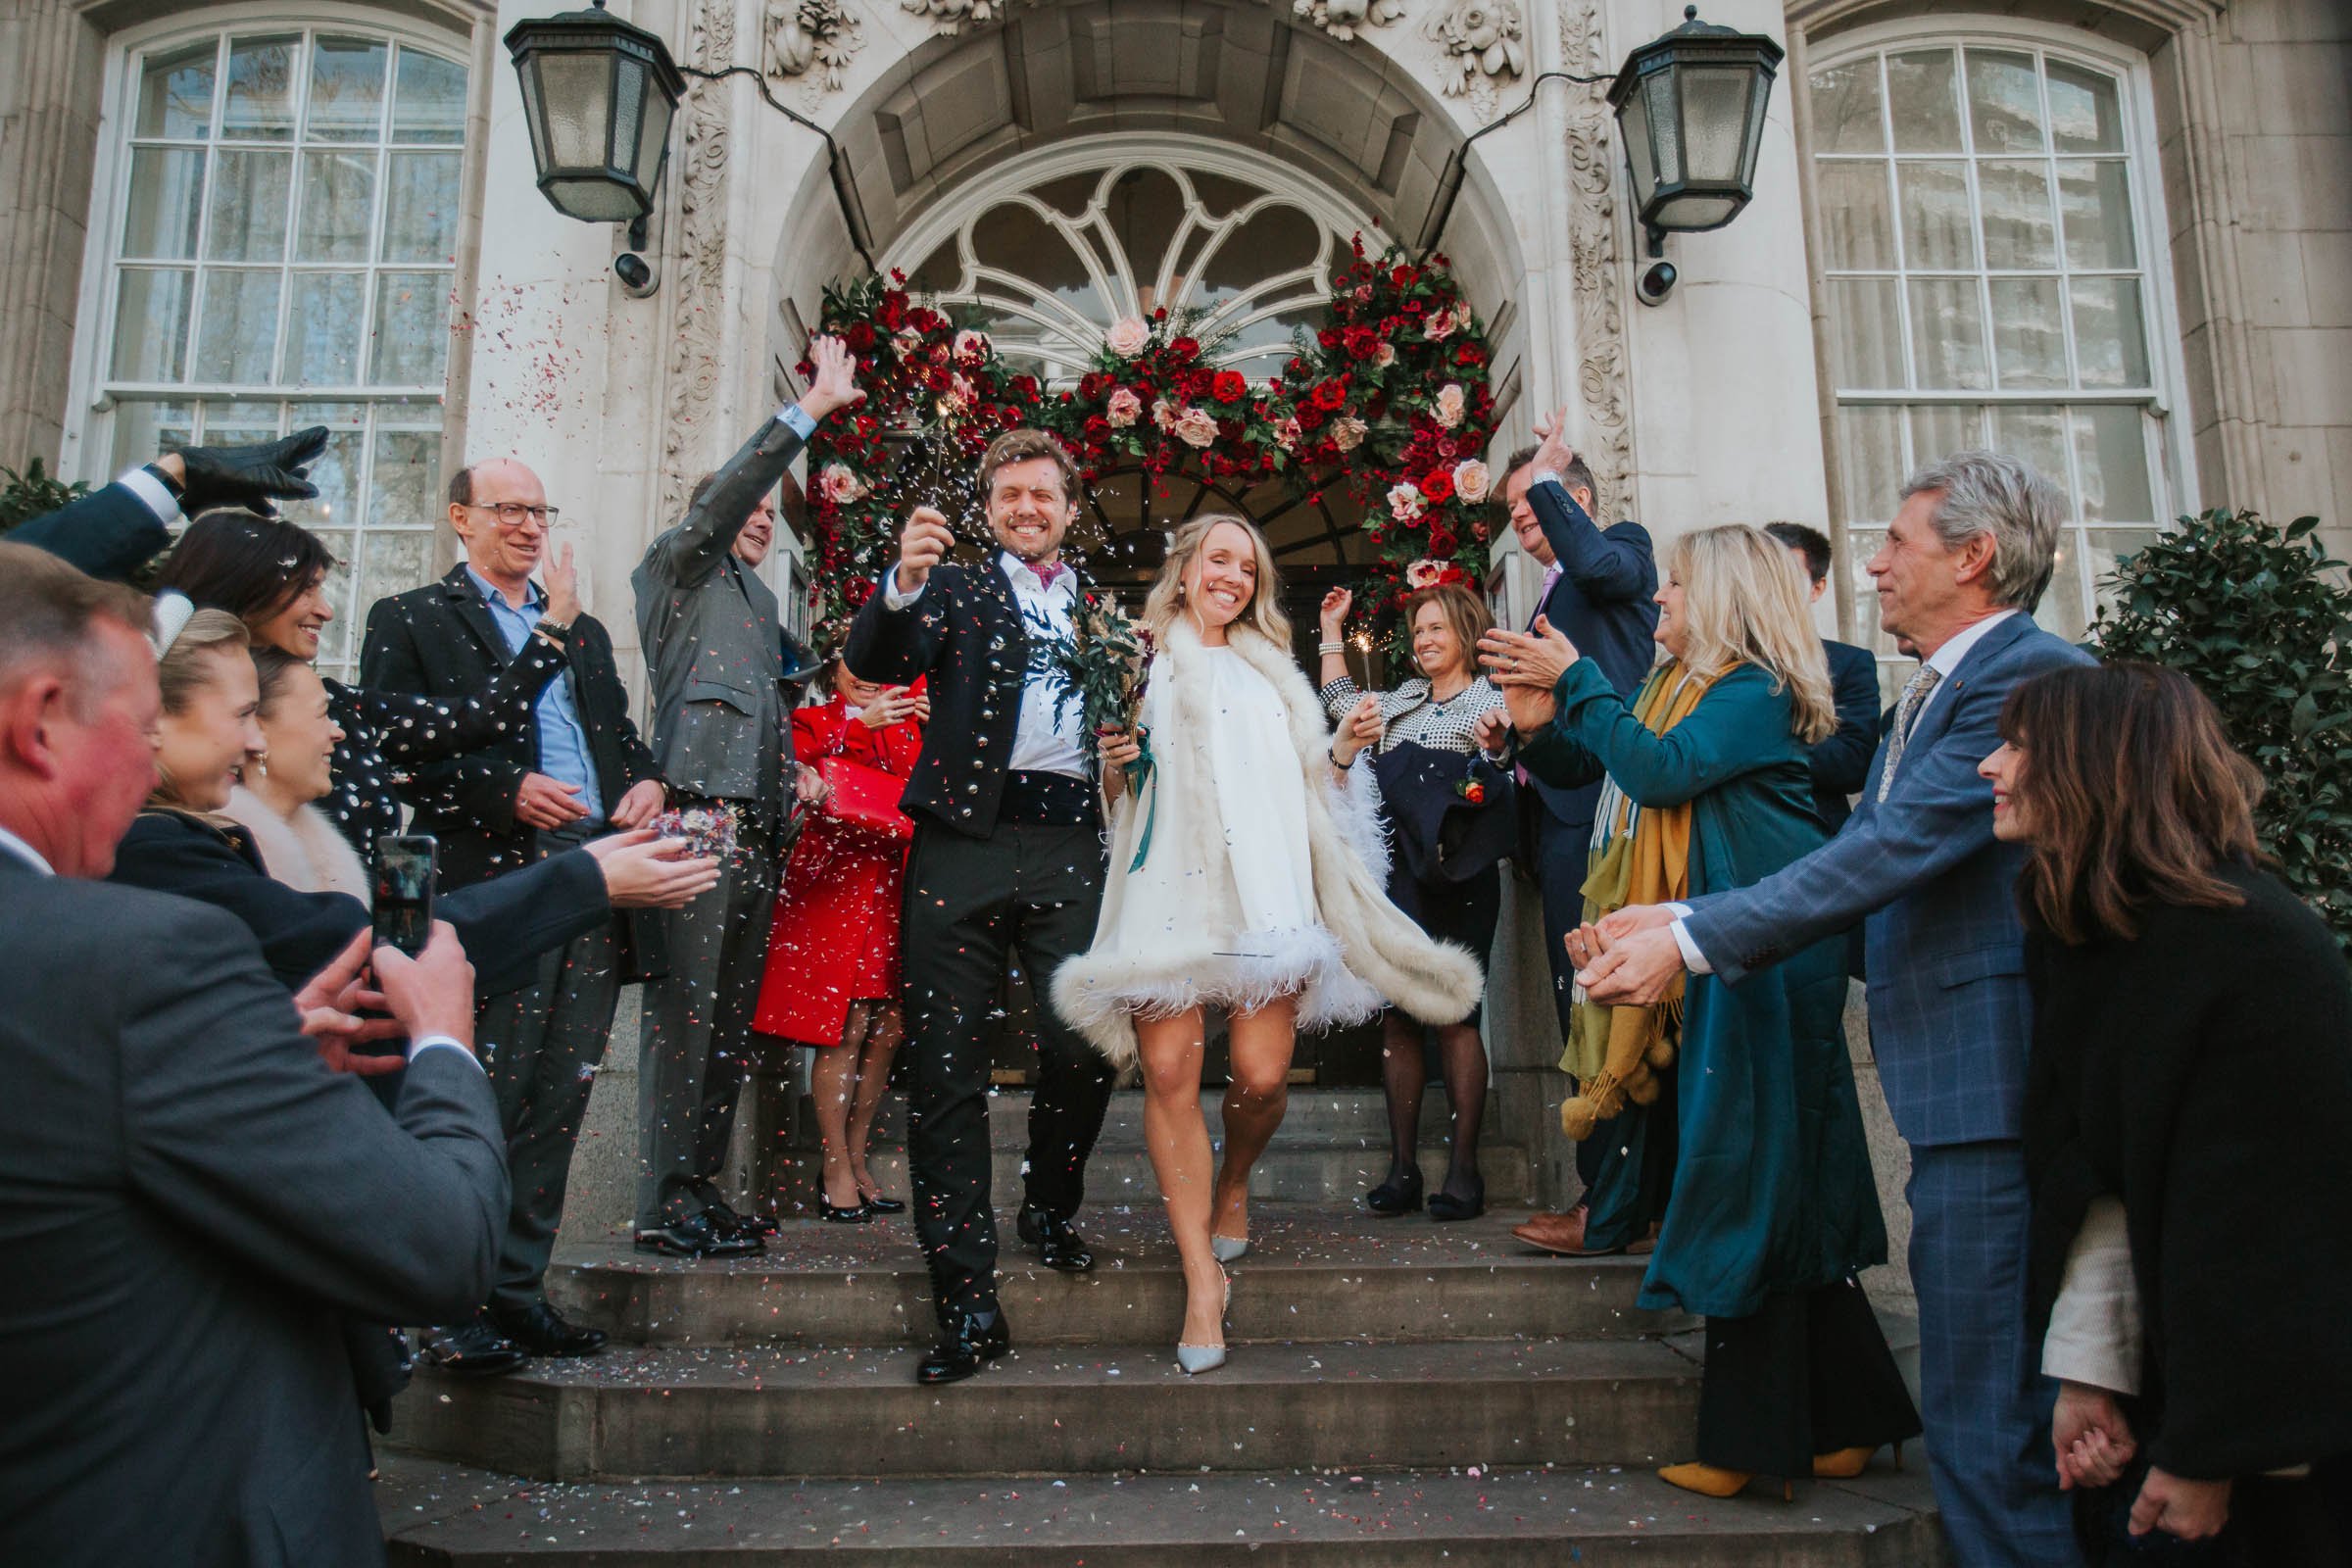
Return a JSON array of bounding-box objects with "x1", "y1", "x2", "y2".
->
[
  {"x1": 1802, "y1": 16, "x2": 2196, "y2": 676},
  {"x1": 63, "y1": 2, "x2": 478, "y2": 678}
]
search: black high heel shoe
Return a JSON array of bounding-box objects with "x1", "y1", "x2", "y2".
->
[
  {"x1": 861, "y1": 1194, "x2": 907, "y2": 1215},
  {"x1": 1428, "y1": 1174, "x2": 1485, "y2": 1222},
  {"x1": 1364, "y1": 1166, "x2": 1425, "y2": 1215},
  {"x1": 820, "y1": 1196, "x2": 873, "y2": 1224}
]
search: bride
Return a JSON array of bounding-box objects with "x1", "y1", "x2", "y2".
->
[{"x1": 1053, "y1": 514, "x2": 1483, "y2": 1372}]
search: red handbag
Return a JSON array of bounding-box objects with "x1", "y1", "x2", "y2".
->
[{"x1": 816, "y1": 754, "x2": 912, "y2": 844}]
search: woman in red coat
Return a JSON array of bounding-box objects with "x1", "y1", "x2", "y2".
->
[{"x1": 754, "y1": 663, "x2": 926, "y2": 1220}]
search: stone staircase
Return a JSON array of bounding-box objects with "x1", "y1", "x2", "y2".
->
[{"x1": 379, "y1": 1088, "x2": 1946, "y2": 1565}]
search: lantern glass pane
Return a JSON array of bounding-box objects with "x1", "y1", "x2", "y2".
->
[
  {"x1": 535, "y1": 51, "x2": 612, "y2": 170},
  {"x1": 611, "y1": 54, "x2": 645, "y2": 179},
  {"x1": 1644, "y1": 72, "x2": 1683, "y2": 187},
  {"x1": 1618, "y1": 82, "x2": 1657, "y2": 203},
  {"x1": 635, "y1": 88, "x2": 673, "y2": 188},
  {"x1": 1681, "y1": 66, "x2": 1752, "y2": 184},
  {"x1": 1654, "y1": 191, "x2": 1740, "y2": 229},
  {"x1": 514, "y1": 54, "x2": 548, "y2": 168},
  {"x1": 545, "y1": 175, "x2": 641, "y2": 222},
  {"x1": 1740, "y1": 67, "x2": 1773, "y2": 185}
]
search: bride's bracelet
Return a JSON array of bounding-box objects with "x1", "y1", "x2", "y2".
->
[{"x1": 1317, "y1": 638, "x2": 1343, "y2": 656}]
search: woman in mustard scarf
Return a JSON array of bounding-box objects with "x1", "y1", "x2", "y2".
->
[{"x1": 1484, "y1": 523, "x2": 1919, "y2": 1500}]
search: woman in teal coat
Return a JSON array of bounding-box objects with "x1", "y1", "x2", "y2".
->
[{"x1": 1483, "y1": 522, "x2": 1918, "y2": 1499}]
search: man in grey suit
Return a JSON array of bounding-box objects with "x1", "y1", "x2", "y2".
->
[
  {"x1": 0, "y1": 543, "x2": 507, "y2": 1567},
  {"x1": 629, "y1": 336, "x2": 862, "y2": 1256},
  {"x1": 1579, "y1": 453, "x2": 2092, "y2": 1567}
]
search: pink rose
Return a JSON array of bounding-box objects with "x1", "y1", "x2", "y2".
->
[
  {"x1": 1173, "y1": 406, "x2": 1219, "y2": 449},
  {"x1": 1373, "y1": 342, "x2": 1397, "y2": 369},
  {"x1": 953, "y1": 328, "x2": 990, "y2": 360},
  {"x1": 1387, "y1": 482, "x2": 1427, "y2": 521},
  {"x1": 893, "y1": 326, "x2": 923, "y2": 357},
  {"x1": 1434, "y1": 382, "x2": 1466, "y2": 429},
  {"x1": 1105, "y1": 317, "x2": 1152, "y2": 357},
  {"x1": 818, "y1": 463, "x2": 865, "y2": 505},
  {"x1": 1105, "y1": 387, "x2": 1143, "y2": 427},
  {"x1": 944, "y1": 371, "x2": 977, "y2": 412},
  {"x1": 1331, "y1": 416, "x2": 1368, "y2": 453},
  {"x1": 1452, "y1": 458, "x2": 1491, "y2": 504},
  {"x1": 1353, "y1": 284, "x2": 1374, "y2": 304},
  {"x1": 1404, "y1": 558, "x2": 1445, "y2": 589},
  {"x1": 1274, "y1": 416, "x2": 1301, "y2": 451},
  {"x1": 1425, "y1": 307, "x2": 1457, "y2": 342},
  {"x1": 1152, "y1": 398, "x2": 1178, "y2": 431}
]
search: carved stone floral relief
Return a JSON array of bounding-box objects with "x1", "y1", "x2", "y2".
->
[
  {"x1": 764, "y1": 0, "x2": 864, "y2": 94},
  {"x1": 661, "y1": 0, "x2": 738, "y2": 519},
  {"x1": 1424, "y1": 0, "x2": 1526, "y2": 111},
  {"x1": 1558, "y1": 0, "x2": 1635, "y2": 523},
  {"x1": 1292, "y1": 0, "x2": 1405, "y2": 43},
  {"x1": 899, "y1": 0, "x2": 1022, "y2": 35}
]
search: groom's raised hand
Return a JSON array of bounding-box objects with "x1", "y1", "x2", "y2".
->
[{"x1": 896, "y1": 506, "x2": 954, "y2": 595}]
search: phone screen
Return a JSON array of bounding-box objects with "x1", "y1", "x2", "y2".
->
[{"x1": 371, "y1": 835, "x2": 438, "y2": 956}]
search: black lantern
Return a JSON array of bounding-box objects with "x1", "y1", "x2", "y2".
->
[
  {"x1": 505, "y1": 0, "x2": 685, "y2": 225},
  {"x1": 1609, "y1": 4, "x2": 1783, "y2": 285}
]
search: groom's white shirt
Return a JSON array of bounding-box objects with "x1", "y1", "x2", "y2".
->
[{"x1": 885, "y1": 550, "x2": 1088, "y2": 778}]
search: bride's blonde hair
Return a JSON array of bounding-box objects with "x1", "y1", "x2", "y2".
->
[
  {"x1": 1668, "y1": 524, "x2": 1838, "y2": 745},
  {"x1": 1142, "y1": 513, "x2": 1292, "y2": 647}
]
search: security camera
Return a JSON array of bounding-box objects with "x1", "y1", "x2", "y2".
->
[
  {"x1": 614, "y1": 251, "x2": 658, "y2": 297},
  {"x1": 1635, "y1": 260, "x2": 1678, "y2": 308}
]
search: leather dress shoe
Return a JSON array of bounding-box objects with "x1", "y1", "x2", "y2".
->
[
  {"x1": 915, "y1": 1308, "x2": 1009, "y2": 1386},
  {"x1": 419, "y1": 1311, "x2": 527, "y2": 1377},
  {"x1": 489, "y1": 1298, "x2": 609, "y2": 1358},
  {"x1": 706, "y1": 1199, "x2": 780, "y2": 1241},
  {"x1": 636, "y1": 1209, "x2": 762, "y2": 1258},
  {"x1": 1016, "y1": 1203, "x2": 1096, "y2": 1272}
]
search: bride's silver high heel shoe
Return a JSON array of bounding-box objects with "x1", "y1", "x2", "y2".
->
[
  {"x1": 1209, "y1": 1232, "x2": 1249, "y2": 1263},
  {"x1": 1176, "y1": 1269, "x2": 1232, "y2": 1375}
]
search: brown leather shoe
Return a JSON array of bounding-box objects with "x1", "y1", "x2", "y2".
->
[{"x1": 1511, "y1": 1208, "x2": 1613, "y2": 1255}]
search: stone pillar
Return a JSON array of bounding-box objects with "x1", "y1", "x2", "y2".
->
[{"x1": 0, "y1": 0, "x2": 105, "y2": 472}]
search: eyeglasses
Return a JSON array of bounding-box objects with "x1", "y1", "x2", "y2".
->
[{"x1": 467, "y1": 501, "x2": 561, "y2": 527}]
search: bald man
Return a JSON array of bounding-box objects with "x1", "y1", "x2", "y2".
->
[{"x1": 361, "y1": 458, "x2": 669, "y2": 1374}]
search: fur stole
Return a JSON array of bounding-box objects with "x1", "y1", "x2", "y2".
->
[
  {"x1": 1050, "y1": 616, "x2": 1485, "y2": 1069},
  {"x1": 221, "y1": 786, "x2": 373, "y2": 903}
]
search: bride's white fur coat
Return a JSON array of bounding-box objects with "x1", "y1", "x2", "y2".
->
[{"x1": 1050, "y1": 614, "x2": 1485, "y2": 1069}]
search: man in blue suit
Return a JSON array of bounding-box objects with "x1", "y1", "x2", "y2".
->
[
  {"x1": 1579, "y1": 452, "x2": 2090, "y2": 1567},
  {"x1": 1486, "y1": 411, "x2": 1661, "y2": 1258},
  {"x1": 1763, "y1": 521, "x2": 1884, "y2": 835}
]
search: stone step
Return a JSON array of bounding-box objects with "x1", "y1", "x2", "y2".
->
[
  {"x1": 386, "y1": 1336, "x2": 1705, "y2": 1483},
  {"x1": 379, "y1": 1454, "x2": 1951, "y2": 1565},
  {"x1": 549, "y1": 1204, "x2": 1673, "y2": 1348},
  {"x1": 765, "y1": 1142, "x2": 1534, "y2": 1215}
]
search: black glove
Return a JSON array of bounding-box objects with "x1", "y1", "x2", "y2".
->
[{"x1": 175, "y1": 425, "x2": 330, "y2": 517}]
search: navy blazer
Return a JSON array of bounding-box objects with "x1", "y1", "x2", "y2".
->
[
  {"x1": 1519, "y1": 479, "x2": 1659, "y2": 833},
  {"x1": 12, "y1": 480, "x2": 173, "y2": 582},
  {"x1": 1810, "y1": 638, "x2": 1883, "y2": 835},
  {"x1": 1682, "y1": 612, "x2": 2094, "y2": 1148}
]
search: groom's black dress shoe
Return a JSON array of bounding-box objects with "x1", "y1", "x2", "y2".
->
[
  {"x1": 916, "y1": 1309, "x2": 1009, "y2": 1385},
  {"x1": 490, "y1": 1299, "x2": 609, "y2": 1358},
  {"x1": 419, "y1": 1311, "x2": 528, "y2": 1376},
  {"x1": 1016, "y1": 1203, "x2": 1096, "y2": 1273}
]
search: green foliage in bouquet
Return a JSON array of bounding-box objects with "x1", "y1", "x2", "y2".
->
[{"x1": 2090, "y1": 508, "x2": 2352, "y2": 955}]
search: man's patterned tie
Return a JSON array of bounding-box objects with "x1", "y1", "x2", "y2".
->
[{"x1": 1875, "y1": 664, "x2": 1943, "y2": 803}]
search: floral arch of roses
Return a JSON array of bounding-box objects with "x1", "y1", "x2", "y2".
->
[{"x1": 794, "y1": 237, "x2": 1501, "y2": 648}]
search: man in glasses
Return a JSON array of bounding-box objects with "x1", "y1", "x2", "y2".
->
[{"x1": 360, "y1": 458, "x2": 670, "y2": 1374}]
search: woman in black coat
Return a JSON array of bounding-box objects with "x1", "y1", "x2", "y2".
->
[
  {"x1": 156, "y1": 509, "x2": 573, "y2": 872},
  {"x1": 1984, "y1": 662, "x2": 2352, "y2": 1565}
]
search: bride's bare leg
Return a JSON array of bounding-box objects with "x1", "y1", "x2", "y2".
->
[
  {"x1": 1137, "y1": 1007, "x2": 1224, "y2": 1348},
  {"x1": 1212, "y1": 996, "x2": 1298, "y2": 1246}
]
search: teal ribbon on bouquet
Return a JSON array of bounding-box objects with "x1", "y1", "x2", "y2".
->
[{"x1": 1124, "y1": 725, "x2": 1157, "y2": 873}]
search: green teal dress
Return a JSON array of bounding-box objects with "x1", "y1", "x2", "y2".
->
[{"x1": 1520, "y1": 659, "x2": 1887, "y2": 1319}]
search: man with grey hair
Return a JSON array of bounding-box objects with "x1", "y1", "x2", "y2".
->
[{"x1": 1575, "y1": 451, "x2": 2093, "y2": 1565}]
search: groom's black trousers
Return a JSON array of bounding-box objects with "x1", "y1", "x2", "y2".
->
[{"x1": 900, "y1": 814, "x2": 1114, "y2": 1327}]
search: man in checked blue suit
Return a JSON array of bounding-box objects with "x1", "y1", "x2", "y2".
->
[{"x1": 1576, "y1": 451, "x2": 2091, "y2": 1567}]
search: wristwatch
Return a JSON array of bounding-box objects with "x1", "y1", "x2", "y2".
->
[{"x1": 142, "y1": 462, "x2": 185, "y2": 501}]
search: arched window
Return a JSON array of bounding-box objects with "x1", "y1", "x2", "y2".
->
[
  {"x1": 1806, "y1": 31, "x2": 2182, "y2": 681},
  {"x1": 86, "y1": 20, "x2": 468, "y2": 676},
  {"x1": 895, "y1": 141, "x2": 1368, "y2": 386}
]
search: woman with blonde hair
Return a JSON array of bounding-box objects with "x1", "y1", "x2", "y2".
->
[
  {"x1": 1054, "y1": 514, "x2": 1483, "y2": 1373},
  {"x1": 1484, "y1": 522, "x2": 1919, "y2": 1499}
]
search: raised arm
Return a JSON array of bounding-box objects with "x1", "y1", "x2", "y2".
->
[
  {"x1": 1549, "y1": 661, "x2": 1787, "y2": 808},
  {"x1": 1530, "y1": 482, "x2": 1654, "y2": 605},
  {"x1": 844, "y1": 508, "x2": 956, "y2": 684}
]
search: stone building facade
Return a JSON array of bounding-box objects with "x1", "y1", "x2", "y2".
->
[{"x1": 2, "y1": 0, "x2": 2344, "y2": 1216}]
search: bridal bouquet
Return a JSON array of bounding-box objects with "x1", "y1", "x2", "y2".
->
[{"x1": 1039, "y1": 590, "x2": 1153, "y2": 765}]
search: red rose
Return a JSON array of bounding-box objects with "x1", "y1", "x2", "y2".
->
[
  {"x1": 1312, "y1": 379, "x2": 1347, "y2": 411},
  {"x1": 1453, "y1": 343, "x2": 1486, "y2": 367},
  {"x1": 1343, "y1": 325, "x2": 1378, "y2": 362},
  {"x1": 1211, "y1": 369, "x2": 1248, "y2": 404},
  {"x1": 1168, "y1": 336, "x2": 1200, "y2": 364},
  {"x1": 844, "y1": 321, "x2": 877, "y2": 352},
  {"x1": 1420, "y1": 468, "x2": 1455, "y2": 503},
  {"x1": 1429, "y1": 527, "x2": 1459, "y2": 555},
  {"x1": 1317, "y1": 328, "x2": 1342, "y2": 351},
  {"x1": 1392, "y1": 264, "x2": 1415, "y2": 288}
]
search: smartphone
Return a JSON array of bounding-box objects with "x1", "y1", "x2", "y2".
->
[{"x1": 371, "y1": 834, "x2": 439, "y2": 956}]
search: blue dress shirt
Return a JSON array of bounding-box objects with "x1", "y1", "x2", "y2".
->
[{"x1": 465, "y1": 565, "x2": 605, "y2": 824}]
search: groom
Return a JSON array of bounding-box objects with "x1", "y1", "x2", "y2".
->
[{"x1": 843, "y1": 426, "x2": 1117, "y2": 1386}]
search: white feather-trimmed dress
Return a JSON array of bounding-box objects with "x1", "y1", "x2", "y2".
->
[{"x1": 1051, "y1": 615, "x2": 1485, "y2": 1069}]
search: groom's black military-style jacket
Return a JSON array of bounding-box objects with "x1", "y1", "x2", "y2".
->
[{"x1": 844, "y1": 555, "x2": 1098, "y2": 839}]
